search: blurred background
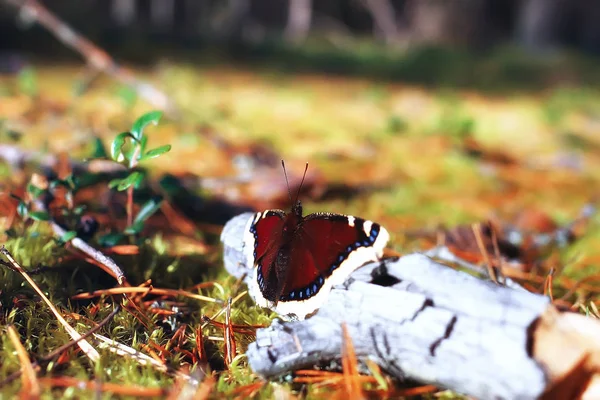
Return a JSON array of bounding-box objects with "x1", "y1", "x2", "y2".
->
[
  {"x1": 2, "y1": 0, "x2": 600, "y2": 86},
  {"x1": 2, "y1": 3, "x2": 600, "y2": 397},
  {"x1": 3, "y1": 0, "x2": 600, "y2": 52},
  {"x1": 1, "y1": 0, "x2": 600, "y2": 229}
]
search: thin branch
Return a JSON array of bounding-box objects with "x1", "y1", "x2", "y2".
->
[{"x1": 3, "y1": 0, "x2": 178, "y2": 117}]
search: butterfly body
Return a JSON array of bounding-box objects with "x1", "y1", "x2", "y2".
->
[{"x1": 243, "y1": 199, "x2": 389, "y2": 319}]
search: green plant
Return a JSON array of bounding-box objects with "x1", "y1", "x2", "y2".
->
[
  {"x1": 106, "y1": 111, "x2": 171, "y2": 243},
  {"x1": 10, "y1": 175, "x2": 83, "y2": 245},
  {"x1": 11, "y1": 174, "x2": 51, "y2": 222}
]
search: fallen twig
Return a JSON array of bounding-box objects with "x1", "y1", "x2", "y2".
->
[
  {"x1": 3, "y1": 0, "x2": 178, "y2": 116},
  {"x1": 52, "y1": 221, "x2": 127, "y2": 284}
]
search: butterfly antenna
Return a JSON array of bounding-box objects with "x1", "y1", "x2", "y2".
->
[
  {"x1": 294, "y1": 162, "x2": 309, "y2": 204},
  {"x1": 281, "y1": 160, "x2": 294, "y2": 204}
]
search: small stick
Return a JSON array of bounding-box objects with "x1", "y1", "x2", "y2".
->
[
  {"x1": 51, "y1": 221, "x2": 126, "y2": 285},
  {"x1": 3, "y1": 0, "x2": 178, "y2": 116},
  {"x1": 0, "y1": 246, "x2": 100, "y2": 362}
]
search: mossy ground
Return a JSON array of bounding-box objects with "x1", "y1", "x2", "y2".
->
[{"x1": 1, "y1": 44, "x2": 600, "y2": 398}]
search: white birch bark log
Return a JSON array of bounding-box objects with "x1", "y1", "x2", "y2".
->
[{"x1": 221, "y1": 213, "x2": 600, "y2": 399}]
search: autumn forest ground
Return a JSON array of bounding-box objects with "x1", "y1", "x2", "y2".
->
[{"x1": 1, "y1": 43, "x2": 600, "y2": 398}]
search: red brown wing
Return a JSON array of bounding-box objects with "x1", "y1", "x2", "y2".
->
[
  {"x1": 279, "y1": 213, "x2": 385, "y2": 302},
  {"x1": 248, "y1": 210, "x2": 285, "y2": 297}
]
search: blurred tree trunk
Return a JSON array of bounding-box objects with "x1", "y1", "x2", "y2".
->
[
  {"x1": 212, "y1": 0, "x2": 251, "y2": 41},
  {"x1": 516, "y1": 0, "x2": 563, "y2": 50},
  {"x1": 111, "y1": 0, "x2": 136, "y2": 27},
  {"x1": 360, "y1": 0, "x2": 400, "y2": 43},
  {"x1": 284, "y1": 0, "x2": 312, "y2": 43},
  {"x1": 150, "y1": 0, "x2": 174, "y2": 31},
  {"x1": 405, "y1": 0, "x2": 484, "y2": 45},
  {"x1": 183, "y1": 0, "x2": 208, "y2": 36}
]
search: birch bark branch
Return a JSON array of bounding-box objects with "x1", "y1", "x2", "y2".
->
[{"x1": 222, "y1": 213, "x2": 600, "y2": 399}]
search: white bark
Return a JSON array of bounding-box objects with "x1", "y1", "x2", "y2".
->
[{"x1": 221, "y1": 213, "x2": 600, "y2": 399}]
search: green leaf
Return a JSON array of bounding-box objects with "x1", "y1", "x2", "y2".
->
[
  {"x1": 29, "y1": 211, "x2": 50, "y2": 221},
  {"x1": 58, "y1": 230, "x2": 77, "y2": 244},
  {"x1": 99, "y1": 232, "x2": 125, "y2": 247},
  {"x1": 139, "y1": 135, "x2": 148, "y2": 154},
  {"x1": 140, "y1": 144, "x2": 172, "y2": 161},
  {"x1": 133, "y1": 196, "x2": 163, "y2": 226},
  {"x1": 91, "y1": 136, "x2": 109, "y2": 158},
  {"x1": 108, "y1": 178, "x2": 123, "y2": 189},
  {"x1": 17, "y1": 201, "x2": 28, "y2": 218},
  {"x1": 125, "y1": 144, "x2": 138, "y2": 168},
  {"x1": 110, "y1": 132, "x2": 133, "y2": 161},
  {"x1": 117, "y1": 171, "x2": 143, "y2": 191},
  {"x1": 131, "y1": 111, "x2": 162, "y2": 141},
  {"x1": 26, "y1": 183, "x2": 45, "y2": 199},
  {"x1": 124, "y1": 221, "x2": 145, "y2": 235},
  {"x1": 66, "y1": 175, "x2": 79, "y2": 190}
]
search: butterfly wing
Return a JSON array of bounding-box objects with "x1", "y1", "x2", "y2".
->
[
  {"x1": 244, "y1": 210, "x2": 286, "y2": 306},
  {"x1": 274, "y1": 213, "x2": 389, "y2": 318}
]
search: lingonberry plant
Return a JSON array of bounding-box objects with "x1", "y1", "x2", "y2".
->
[{"x1": 107, "y1": 111, "x2": 171, "y2": 242}]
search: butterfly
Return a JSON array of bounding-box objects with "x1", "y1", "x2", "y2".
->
[{"x1": 243, "y1": 162, "x2": 389, "y2": 319}]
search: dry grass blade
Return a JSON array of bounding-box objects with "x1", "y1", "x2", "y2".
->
[
  {"x1": 72, "y1": 286, "x2": 219, "y2": 303},
  {"x1": 0, "y1": 305, "x2": 120, "y2": 389},
  {"x1": 37, "y1": 377, "x2": 167, "y2": 397},
  {"x1": 472, "y1": 223, "x2": 499, "y2": 284},
  {"x1": 228, "y1": 381, "x2": 265, "y2": 398},
  {"x1": 341, "y1": 323, "x2": 364, "y2": 399},
  {"x1": 224, "y1": 297, "x2": 236, "y2": 368},
  {"x1": 6, "y1": 325, "x2": 41, "y2": 399},
  {"x1": 92, "y1": 334, "x2": 199, "y2": 385},
  {"x1": 544, "y1": 268, "x2": 556, "y2": 301},
  {"x1": 201, "y1": 315, "x2": 264, "y2": 335},
  {"x1": 201, "y1": 291, "x2": 248, "y2": 329},
  {"x1": 394, "y1": 384, "x2": 438, "y2": 396},
  {"x1": 195, "y1": 326, "x2": 207, "y2": 364},
  {"x1": 92, "y1": 334, "x2": 168, "y2": 373},
  {"x1": 0, "y1": 246, "x2": 100, "y2": 362},
  {"x1": 194, "y1": 373, "x2": 216, "y2": 400}
]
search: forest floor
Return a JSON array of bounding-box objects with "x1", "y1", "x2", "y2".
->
[{"x1": 1, "y1": 47, "x2": 600, "y2": 398}]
